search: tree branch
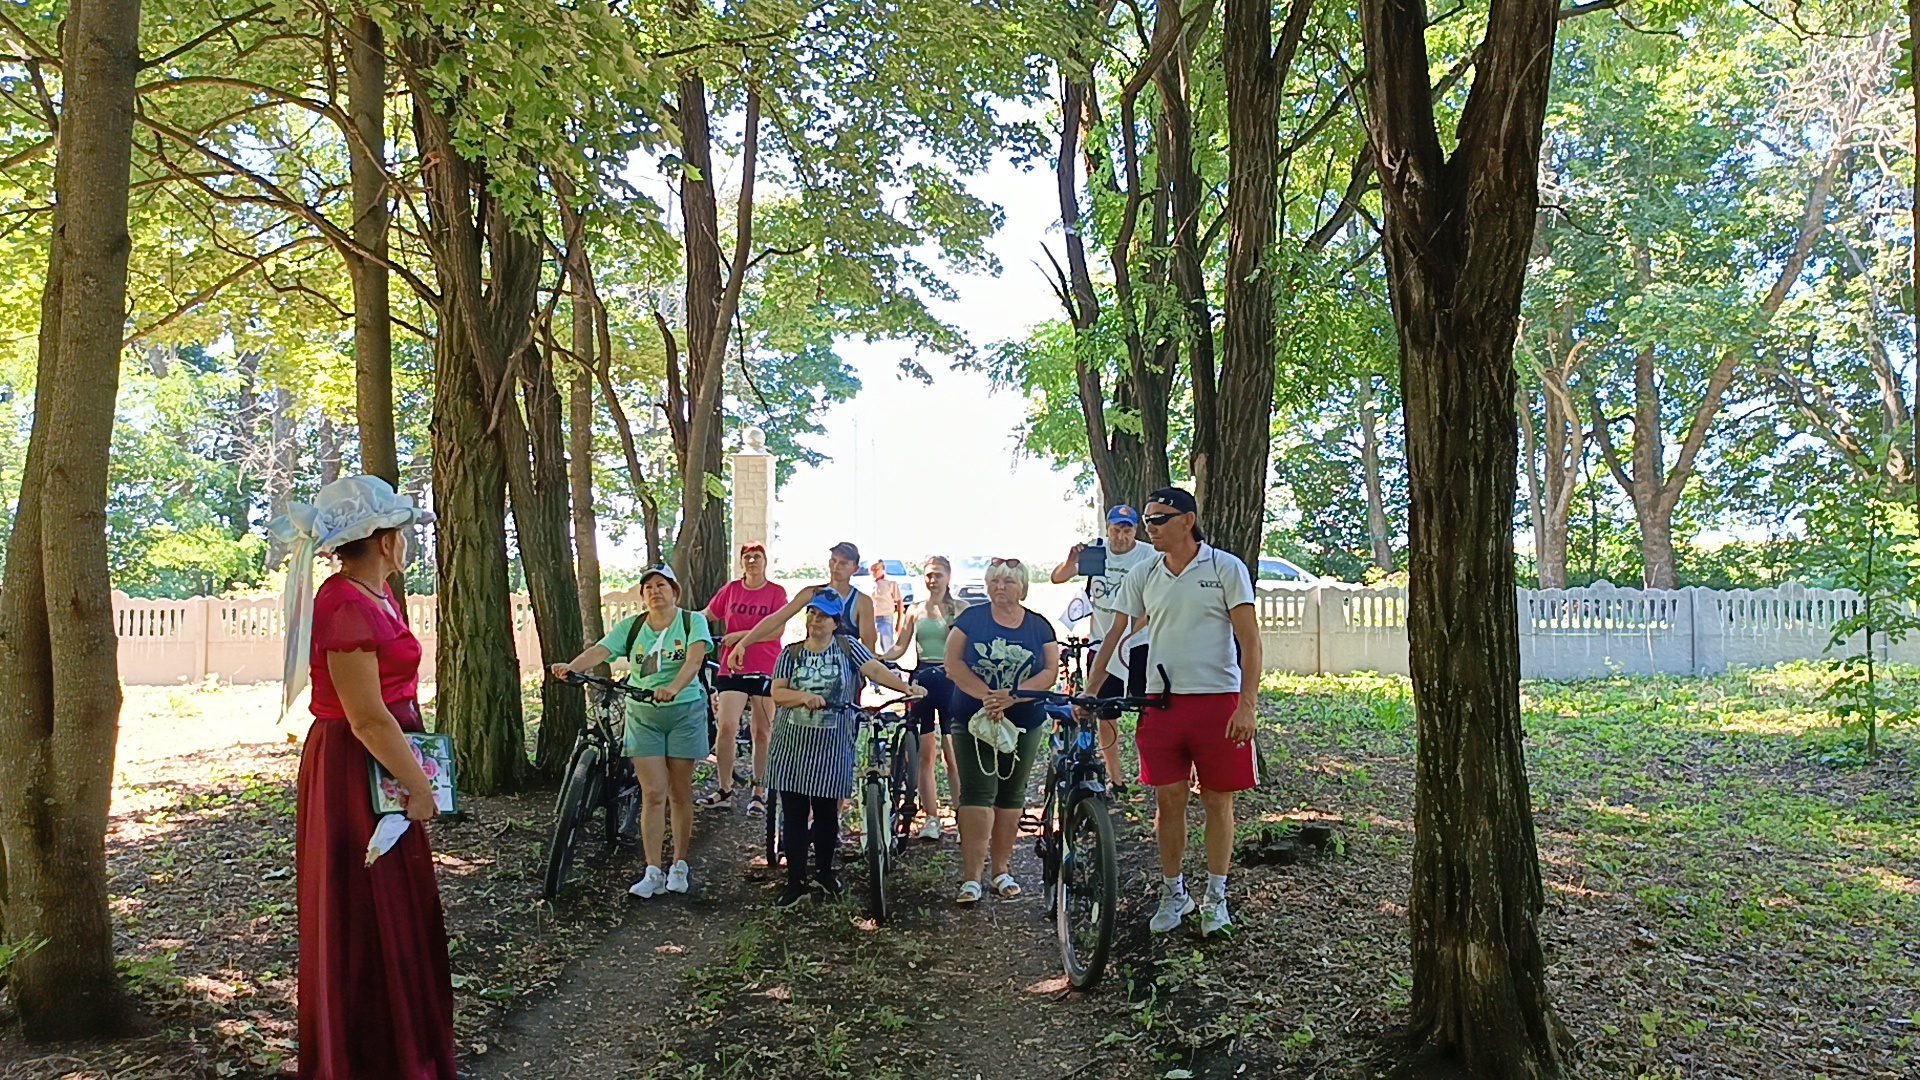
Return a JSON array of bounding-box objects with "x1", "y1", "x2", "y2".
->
[{"x1": 142, "y1": 5, "x2": 274, "y2": 70}]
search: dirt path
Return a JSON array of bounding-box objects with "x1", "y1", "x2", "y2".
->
[{"x1": 467, "y1": 795, "x2": 1167, "y2": 1080}]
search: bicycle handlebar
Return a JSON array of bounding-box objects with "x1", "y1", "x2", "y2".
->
[
  {"x1": 557, "y1": 669, "x2": 658, "y2": 701},
  {"x1": 1013, "y1": 663, "x2": 1172, "y2": 716}
]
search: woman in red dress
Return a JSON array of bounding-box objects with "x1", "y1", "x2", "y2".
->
[{"x1": 277, "y1": 476, "x2": 455, "y2": 1079}]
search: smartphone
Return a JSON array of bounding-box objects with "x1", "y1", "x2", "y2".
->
[{"x1": 1076, "y1": 540, "x2": 1107, "y2": 578}]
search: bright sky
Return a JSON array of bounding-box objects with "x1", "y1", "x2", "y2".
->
[
  {"x1": 772, "y1": 152, "x2": 1102, "y2": 568},
  {"x1": 608, "y1": 151, "x2": 1103, "y2": 572}
]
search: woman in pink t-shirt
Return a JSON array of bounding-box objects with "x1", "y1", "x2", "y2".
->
[{"x1": 698, "y1": 542, "x2": 789, "y2": 815}]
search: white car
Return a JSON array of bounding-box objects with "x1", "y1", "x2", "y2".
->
[
  {"x1": 1257, "y1": 556, "x2": 1325, "y2": 586},
  {"x1": 951, "y1": 554, "x2": 993, "y2": 603}
]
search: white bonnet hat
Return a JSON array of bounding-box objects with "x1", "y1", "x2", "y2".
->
[
  {"x1": 271, "y1": 475, "x2": 435, "y2": 553},
  {"x1": 271, "y1": 475, "x2": 434, "y2": 713}
]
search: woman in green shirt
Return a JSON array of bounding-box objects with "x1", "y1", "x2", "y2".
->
[
  {"x1": 552, "y1": 564, "x2": 712, "y2": 899},
  {"x1": 881, "y1": 556, "x2": 967, "y2": 841}
]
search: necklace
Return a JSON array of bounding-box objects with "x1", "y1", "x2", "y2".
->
[{"x1": 343, "y1": 571, "x2": 390, "y2": 599}]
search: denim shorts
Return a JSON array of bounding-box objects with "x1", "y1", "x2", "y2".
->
[
  {"x1": 909, "y1": 665, "x2": 959, "y2": 736},
  {"x1": 622, "y1": 698, "x2": 710, "y2": 760}
]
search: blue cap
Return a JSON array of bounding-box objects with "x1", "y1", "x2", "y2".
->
[
  {"x1": 805, "y1": 590, "x2": 845, "y2": 618},
  {"x1": 1106, "y1": 505, "x2": 1141, "y2": 526}
]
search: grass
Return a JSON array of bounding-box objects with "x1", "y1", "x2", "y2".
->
[
  {"x1": 620, "y1": 664, "x2": 1920, "y2": 1077},
  {"x1": 16, "y1": 667, "x2": 1915, "y2": 1078},
  {"x1": 1247, "y1": 663, "x2": 1920, "y2": 1076}
]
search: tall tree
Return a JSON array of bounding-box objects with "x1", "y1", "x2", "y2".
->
[
  {"x1": 1207, "y1": 0, "x2": 1312, "y2": 564},
  {"x1": 0, "y1": 0, "x2": 147, "y2": 1038},
  {"x1": 346, "y1": 11, "x2": 397, "y2": 495},
  {"x1": 663, "y1": 61, "x2": 754, "y2": 606},
  {"x1": 1359, "y1": 0, "x2": 1566, "y2": 1074}
]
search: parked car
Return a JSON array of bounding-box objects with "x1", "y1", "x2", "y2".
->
[
  {"x1": 851, "y1": 558, "x2": 919, "y2": 608},
  {"x1": 950, "y1": 554, "x2": 993, "y2": 603},
  {"x1": 1257, "y1": 556, "x2": 1325, "y2": 586}
]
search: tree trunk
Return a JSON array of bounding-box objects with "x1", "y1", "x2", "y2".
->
[
  {"x1": 318, "y1": 414, "x2": 342, "y2": 486},
  {"x1": 0, "y1": 0, "x2": 145, "y2": 1039},
  {"x1": 669, "y1": 68, "x2": 730, "y2": 607},
  {"x1": 403, "y1": 38, "x2": 533, "y2": 794},
  {"x1": 266, "y1": 388, "x2": 296, "y2": 568},
  {"x1": 1635, "y1": 504, "x2": 1677, "y2": 590},
  {"x1": 1359, "y1": 0, "x2": 1567, "y2": 1073},
  {"x1": 1052, "y1": 69, "x2": 1126, "y2": 507},
  {"x1": 1212, "y1": 0, "x2": 1310, "y2": 565},
  {"x1": 227, "y1": 349, "x2": 263, "y2": 537},
  {"x1": 1156, "y1": 14, "x2": 1214, "y2": 503},
  {"x1": 346, "y1": 14, "x2": 397, "y2": 494},
  {"x1": 570, "y1": 331, "x2": 604, "y2": 645},
  {"x1": 520, "y1": 343, "x2": 586, "y2": 780},
  {"x1": 1520, "y1": 387, "x2": 1547, "y2": 583},
  {"x1": 428, "y1": 323, "x2": 524, "y2": 795},
  {"x1": 1359, "y1": 377, "x2": 1395, "y2": 573}
]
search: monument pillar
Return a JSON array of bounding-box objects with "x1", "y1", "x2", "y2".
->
[{"x1": 731, "y1": 426, "x2": 774, "y2": 554}]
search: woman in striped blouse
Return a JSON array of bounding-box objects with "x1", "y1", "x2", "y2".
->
[{"x1": 766, "y1": 590, "x2": 923, "y2": 908}]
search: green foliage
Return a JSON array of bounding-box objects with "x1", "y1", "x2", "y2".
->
[{"x1": 1808, "y1": 476, "x2": 1920, "y2": 756}]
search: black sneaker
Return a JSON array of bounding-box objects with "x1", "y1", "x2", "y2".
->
[
  {"x1": 775, "y1": 881, "x2": 809, "y2": 909},
  {"x1": 816, "y1": 871, "x2": 845, "y2": 898}
]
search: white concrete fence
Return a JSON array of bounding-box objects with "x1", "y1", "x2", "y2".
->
[{"x1": 112, "y1": 580, "x2": 1916, "y2": 687}]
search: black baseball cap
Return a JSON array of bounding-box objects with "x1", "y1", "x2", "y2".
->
[{"x1": 1145, "y1": 487, "x2": 1198, "y2": 515}]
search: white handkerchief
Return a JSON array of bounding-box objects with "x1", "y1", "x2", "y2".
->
[{"x1": 365, "y1": 814, "x2": 412, "y2": 867}]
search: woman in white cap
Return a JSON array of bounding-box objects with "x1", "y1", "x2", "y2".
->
[
  {"x1": 274, "y1": 475, "x2": 454, "y2": 1078},
  {"x1": 552, "y1": 564, "x2": 713, "y2": 898}
]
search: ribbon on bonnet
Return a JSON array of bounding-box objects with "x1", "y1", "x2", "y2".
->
[{"x1": 269, "y1": 476, "x2": 435, "y2": 715}]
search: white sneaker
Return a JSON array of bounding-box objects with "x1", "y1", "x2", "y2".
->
[
  {"x1": 1150, "y1": 882, "x2": 1195, "y2": 933},
  {"x1": 917, "y1": 816, "x2": 942, "y2": 841},
  {"x1": 1199, "y1": 890, "x2": 1232, "y2": 937},
  {"x1": 629, "y1": 865, "x2": 667, "y2": 899},
  {"x1": 666, "y1": 860, "x2": 690, "y2": 894}
]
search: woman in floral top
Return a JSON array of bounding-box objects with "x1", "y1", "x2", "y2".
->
[{"x1": 943, "y1": 559, "x2": 1060, "y2": 904}]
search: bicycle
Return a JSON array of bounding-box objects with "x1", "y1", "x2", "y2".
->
[
  {"x1": 812, "y1": 694, "x2": 919, "y2": 920},
  {"x1": 543, "y1": 670, "x2": 646, "y2": 898},
  {"x1": 1056, "y1": 636, "x2": 1096, "y2": 696},
  {"x1": 1014, "y1": 666, "x2": 1169, "y2": 989}
]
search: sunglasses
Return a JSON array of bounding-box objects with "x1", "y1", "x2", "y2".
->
[
  {"x1": 1142, "y1": 512, "x2": 1185, "y2": 526},
  {"x1": 989, "y1": 557, "x2": 1023, "y2": 568}
]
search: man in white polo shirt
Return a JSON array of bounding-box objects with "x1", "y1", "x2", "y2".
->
[{"x1": 1089, "y1": 486, "x2": 1261, "y2": 937}]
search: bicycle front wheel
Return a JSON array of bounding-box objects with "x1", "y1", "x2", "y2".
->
[
  {"x1": 890, "y1": 726, "x2": 921, "y2": 846},
  {"x1": 543, "y1": 743, "x2": 601, "y2": 899},
  {"x1": 1057, "y1": 794, "x2": 1118, "y2": 988},
  {"x1": 863, "y1": 779, "x2": 890, "y2": 922}
]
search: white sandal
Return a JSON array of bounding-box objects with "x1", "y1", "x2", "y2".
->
[
  {"x1": 956, "y1": 879, "x2": 983, "y2": 904},
  {"x1": 991, "y1": 873, "x2": 1022, "y2": 899}
]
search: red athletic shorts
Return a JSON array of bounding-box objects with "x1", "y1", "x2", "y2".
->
[{"x1": 1135, "y1": 693, "x2": 1257, "y2": 792}]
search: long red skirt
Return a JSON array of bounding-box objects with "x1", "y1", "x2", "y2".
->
[{"x1": 296, "y1": 707, "x2": 457, "y2": 1079}]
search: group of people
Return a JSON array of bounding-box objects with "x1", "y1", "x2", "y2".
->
[
  {"x1": 278, "y1": 474, "x2": 1263, "y2": 1078},
  {"x1": 549, "y1": 488, "x2": 1264, "y2": 926}
]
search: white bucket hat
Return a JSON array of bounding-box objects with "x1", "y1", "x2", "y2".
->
[{"x1": 271, "y1": 475, "x2": 435, "y2": 712}]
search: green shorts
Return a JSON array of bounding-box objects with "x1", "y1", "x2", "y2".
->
[
  {"x1": 954, "y1": 724, "x2": 1045, "y2": 809},
  {"x1": 623, "y1": 697, "x2": 710, "y2": 760}
]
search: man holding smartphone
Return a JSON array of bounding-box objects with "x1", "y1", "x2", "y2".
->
[
  {"x1": 1051, "y1": 504, "x2": 1156, "y2": 789},
  {"x1": 1088, "y1": 487, "x2": 1261, "y2": 937}
]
